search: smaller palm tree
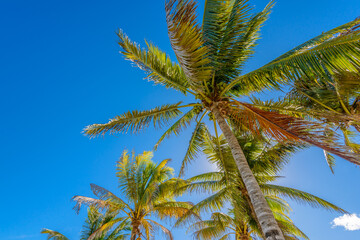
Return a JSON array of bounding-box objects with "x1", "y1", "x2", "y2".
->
[
  {"x1": 178, "y1": 131, "x2": 345, "y2": 239},
  {"x1": 189, "y1": 210, "x2": 308, "y2": 240},
  {"x1": 73, "y1": 151, "x2": 195, "y2": 240},
  {"x1": 41, "y1": 206, "x2": 130, "y2": 240}
]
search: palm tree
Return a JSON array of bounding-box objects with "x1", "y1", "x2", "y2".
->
[
  {"x1": 83, "y1": 1, "x2": 360, "y2": 238},
  {"x1": 41, "y1": 206, "x2": 130, "y2": 240},
  {"x1": 190, "y1": 211, "x2": 306, "y2": 240},
  {"x1": 250, "y1": 70, "x2": 360, "y2": 172},
  {"x1": 177, "y1": 132, "x2": 345, "y2": 239},
  {"x1": 73, "y1": 151, "x2": 195, "y2": 240}
]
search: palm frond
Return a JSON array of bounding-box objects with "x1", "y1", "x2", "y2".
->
[
  {"x1": 83, "y1": 102, "x2": 184, "y2": 137},
  {"x1": 72, "y1": 196, "x2": 114, "y2": 213},
  {"x1": 216, "y1": 1, "x2": 274, "y2": 81},
  {"x1": 117, "y1": 30, "x2": 190, "y2": 94},
  {"x1": 223, "y1": 23, "x2": 360, "y2": 95},
  {"x1": 262, "y1": 184, "x2": 346, "y2": 213},
  {"x1": 208, "y1": 0, "x2": 253, "y2": 80},
  {"x1": 147, "y1": 219, "x2": 174, "y2": 240},
  {"x1": 229, "y1": 101, "x2": 360, "y2": 165},
  {"x1": 90, "y1": 183, "x2": 131, "y2": 211},
  {"x1": 271, "y1": 17, "x2": 360, "y2": 64},
  {"x1": 180, "y1": 122, "x2": 207, "y2": 176},
  {"x1": 40, "y1": 229, "x2": 69, "y2": 240},
  {"x1": 154, "y1": 107, "x2": 200, "y2": 150},
  {"x1": 324, "y1": 150, "x2": 336, "y2": 174},
  {"x1": 165, "y1": 0, "x2": 212, "y2": 87},
  {"x1": 87, "y1": 217, "x2": 126, "y2": 240}
]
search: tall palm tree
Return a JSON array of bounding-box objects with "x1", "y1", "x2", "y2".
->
[
  {"x1": 83, "y1": 1, "x2": 360, "y2": 238},
  {"x1": 73, "y1": 151, "x2": 195, "y2": 240},
  {"x1": 177, "y1": 132, "x2": 345, "y2": 239},
  {"x1": 41, "y1": 206, "x2": 130, "y2": 240}
]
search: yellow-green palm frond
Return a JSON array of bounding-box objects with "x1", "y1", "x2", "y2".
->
[
  {"x1": 154, "y1": 201, "x2": 194, "y2": 220},
  {"x1": 324, "y1": 150, "x2": 336, "y2": 174},
  {"x1": 192, "y1": 187, "x2": 230, "y2": 213},
  {"x1": 202, "y1": 0, "x2": 238, "y2": 59},
  {"x1": 276, "y1": 218, "x2": 309, "y2": 240},
  {"x1": 86, "y1": 217, "x2": 128, "y2": 240},
  {"x1": 262, "y1": 184, "x2": 346, "y2": 213},
  {"x1": 83, "y1": 102, "x2": 185, "y2": 137},
  {"x1": 165, "y1": 0, "x2": 212, "y2": 87},
  {"x1": 146, "y1": 219, "x2": 174, "y2": 240},
  {"x1": 180, "y1": 122, "x2": 208, "y2": 176},
  {"x1": 117, "y1": 30, "x2": 190, "y2": 94},
  {"x1": 154, "y1": 107, "x2": 201, "y2": 150},
  {"x1": 40, "y1": 229, "x2": 69, "y2": 240},
  {"x1": 223, "y1": 18, "x2": 360, "y2": 95},
  {"x1": 205, "y1": 0, "x2": 253, "y2": 79},
  {"x1": 177, "y1": 179, "x2": 225, "y2": 195},
  {"x1": 270, "y1": 17, "x2": 360, "y2": 65}
]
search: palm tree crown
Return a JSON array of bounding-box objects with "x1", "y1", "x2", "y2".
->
[
  {"x1": 73, "y1": 151, "x2": 194, "y2": 240},
  {"x1": 179, "y1": 132, "x2": 345, "y2": 239},
  {"x1": 41, "y1": 207, "x2": 130, "y2": 240}
]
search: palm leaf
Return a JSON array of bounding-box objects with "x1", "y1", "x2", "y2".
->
[
  {"x1": 223, "y1": 23, "x2": 360, "y2": 94},
  {"x1": 180, "y1": 122, "x2": 207, "y2": 176},
  {"x1": 40, "y1": 229, "x2": 69, "y2": 240},
  {"x1": 261, "y1": 184, "x2": 346, "y2": 213},
  {"x1": 154, "y1": 107, "x2": 200, "y2": 150},
  {"x1": 165, "y1": 0, "x2": 212, "y2": 87},
  {"x1": 117, "y1": 30, "x2": 190, "y2": 94},
  {"x1": 229, "y1": 101, "x2": 360, "y2": 165},
  {"x1": 83, "y1": 102, "x2": 184, "y2": 137}
]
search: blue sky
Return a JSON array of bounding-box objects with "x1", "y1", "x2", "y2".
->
[{"x1": 1, "y1": 0, "x2": 360, "y2": 239}]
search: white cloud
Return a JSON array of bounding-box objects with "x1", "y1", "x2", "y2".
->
[{"x1": 331, "y1": 213, "x2": 360, "y2": 231}]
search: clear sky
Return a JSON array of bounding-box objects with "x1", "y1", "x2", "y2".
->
[{"x1": 1, "y1": 0, "x2": 360, "y2": 239}]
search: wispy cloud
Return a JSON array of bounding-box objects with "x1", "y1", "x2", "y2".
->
[{"x1": 331, "y1": 213, "x2": 360, "y2": 231}]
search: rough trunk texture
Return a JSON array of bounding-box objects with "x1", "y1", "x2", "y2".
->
[
  {"x1": 130, "y1": 223, "x2": 140, "y2": 240},
  {"x1": 212, "y1": 106, "x2": 285, "y2": 240}
]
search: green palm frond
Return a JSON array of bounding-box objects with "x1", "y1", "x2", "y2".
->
[
  {"x1": 40, "y1": 229, "x2": 69, "y2": 240},
  {"x1": 154, "y1": 107, "x2": 200, "y2": 150},
  {"x1": 223, "y1": 23, "x2": 360, "y2": 95},
  {"x1": 177, "y1": 180, "x2": 224, "y2": 195},
  {"x1": 261, "y1": 184, "x2": 346, "y2": 213},
  {"x1": 324, "y1": 150, "x2": 336, "y2": 174},
  {"x1": 209, "y1": 0, "x2": 253, "y2": 79},
  {"x1": 117, "y1": 30, "x2": 190, "y2": 94},
  {"x1": 165, "y1": 0, "x2": 212, "y2": 86},
  {"x1": 180, "y1": 121, "x2": 208, "y2": 176},
  {"x1": 83, "y1": 102, "x2": 185, "y2": 137},
  {"x1": 270, "y1": 17, "x2": 360, "y2": 64},
  {"x1": 192, "y1": 187, "x2": 230, "y2": 213},
  {"x1": 202, "y1": 0, "x2": 235, "y2": 59},
  {"x1": 216, "y1": 1, "x2": 275, "y2": 82},
  {"x1": 87, "y1": 217, "x2": 126, "y2": 240},
  {"x1": 276, "y1": 218, "x2": 309, "y2": 240}
]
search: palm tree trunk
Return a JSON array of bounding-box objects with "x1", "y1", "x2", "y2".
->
[
  {"x1": 212, "y1": 105, "x2": 285, "y2": 240},
  {"x1": 130, "y1": 223, "x2": 140, "y2": 240}
]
